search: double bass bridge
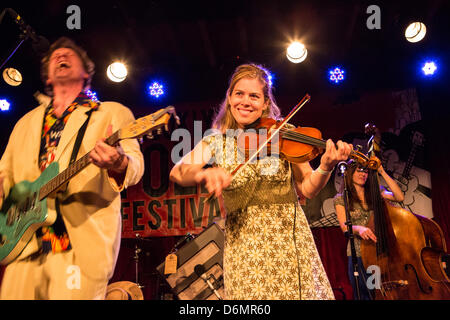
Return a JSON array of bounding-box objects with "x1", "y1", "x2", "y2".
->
[{"x1": 382, "y1": 280, "x2": 409, "y2": 291}]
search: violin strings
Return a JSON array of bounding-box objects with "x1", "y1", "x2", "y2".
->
[
  {"x1": 278, "y1": 128, "x2": 327, "y2": 148},
  {"x1": 280, "y1": 129, "x2": 365, "y2": 163},
  {"x1": 279, "y1": 129, "x2": 324, "y2": 145}
]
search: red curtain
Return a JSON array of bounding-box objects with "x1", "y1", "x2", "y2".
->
[
  {"x1": 428, "y1": 116, "x2": 450, "y2": 250},
  {"x1": 311, "y1": 226, "x2": 353, "y2": 300},
  {"x1": 420, "y1": 85, "x2": 450, "y2": 250}
]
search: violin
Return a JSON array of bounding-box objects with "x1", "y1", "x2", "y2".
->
[{"x1": 237, "y1": 117, "x2": 377, "y2": 169}]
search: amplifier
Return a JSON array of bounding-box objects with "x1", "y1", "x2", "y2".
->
[{"x1": 157, "y1": 223, "x2": 225, "y2": 300}]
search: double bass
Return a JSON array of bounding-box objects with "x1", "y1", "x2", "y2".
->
[{"x1": 360, "y1": 124, "x2": 450, "y2": 299}]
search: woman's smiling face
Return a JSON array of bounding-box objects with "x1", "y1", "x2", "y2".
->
[{"x1": 229, "y1": 77, "x2": 267, "y2": 128}]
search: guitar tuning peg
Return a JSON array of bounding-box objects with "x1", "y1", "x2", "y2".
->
[
  {"x1": 355, "y1": 145, "x2": 363, "y2": 152},
  {"x1": 147, "y1": 132, "x2": 154, "y2": 140},
  {"x1": 157, "y1": 128, "x2": 162, "y2": 135}
]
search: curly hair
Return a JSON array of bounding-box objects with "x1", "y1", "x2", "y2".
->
[
  {"x1": 212, "y1": 63, "x2": 281, "y2": 131},
  {"x1": 40, "y1": 37, "x2": 95, "y2": 96}
]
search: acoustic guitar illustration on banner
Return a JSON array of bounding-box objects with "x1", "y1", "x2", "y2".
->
[{"x1": 380, "y1": 131, "x2": 433, "y2": 218}]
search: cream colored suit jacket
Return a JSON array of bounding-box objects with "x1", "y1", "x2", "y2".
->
[{"x1": 0, "y1": 100, "x2": 144, "y2": 281}]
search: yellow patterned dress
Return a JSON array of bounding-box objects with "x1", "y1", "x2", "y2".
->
[{"x1": 203, "y1": 133, "x2": 334, "y2": 300}]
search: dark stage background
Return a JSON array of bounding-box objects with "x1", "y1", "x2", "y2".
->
[{"x1": 1, "y1": 0, "x2": 450, "y2": 299}]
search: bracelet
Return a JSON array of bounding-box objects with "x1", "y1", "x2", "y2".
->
[{"x1": 315, "y1": 166, "x2": 332, "y2": 176}]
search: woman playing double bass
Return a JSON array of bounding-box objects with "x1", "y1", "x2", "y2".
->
[{"x1": 334, "y1": 160, "x2": 404, "y2": 299}]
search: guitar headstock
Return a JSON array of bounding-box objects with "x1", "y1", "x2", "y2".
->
[
  {"x1": 364, "y1": 122, "x2": 382, "y2": 156},
  {"x1": 119, "y1": 106, "x2": 179, "y2": 140},
  {"x1": 412, "y1": 131, "x2": 424, "y2": 147}
]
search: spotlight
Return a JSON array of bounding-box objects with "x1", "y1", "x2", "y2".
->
[
  {"x1": 286, "y1": 42, "x2": 307, "y2": 63},
  {"x1": 0, "y1": 99, "x2": 11, "y2": 111},
  {"x1": 107, "y1": 62, "x2": 127, "y2": 82},
  {"x1": 405, "y1": 22, "x2": 427, "y2": 43},
  {"x1": 422, "y1": 61, "x2": 437, "y2": 76},
  {"x1": 2, "y1": 68, "x2": 22, "y2": 86},
  {"x1": 148, "y1": 82, "x2": 165, "y2": 98},
  {"x1": 328, "y1": 67, "x2": 345, "y2": 84}
]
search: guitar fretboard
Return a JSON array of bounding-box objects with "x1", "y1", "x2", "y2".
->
[{"x1": 39, "y1": 130, "x2": 121, "y2": 200}]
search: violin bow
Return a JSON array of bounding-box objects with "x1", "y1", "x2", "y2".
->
[{"x1": 204, "y1": 93, "x2": 311, "y2": 204}]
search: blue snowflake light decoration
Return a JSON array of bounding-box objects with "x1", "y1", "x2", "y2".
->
[
  {"x1": 149, "y1": 82, "x2": 165, "y2": 98},
  {"x1": 85, "y1": 89, "x2": 99, "y2": 102},
  {"x1": 329, "y1": 67, "x2": 345, "y2": 84},
  {"x1": 0, "y1": 99, "x2": 11, "y2": 111},
  {"x1": 422, "y1": 61, "x2": 437, "y2": 76}
]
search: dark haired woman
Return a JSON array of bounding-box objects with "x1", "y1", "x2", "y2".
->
[{"x1": 334, "y1": 162, "x2": 404, "y2": 300}]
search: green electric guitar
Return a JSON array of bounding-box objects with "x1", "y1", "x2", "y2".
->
[{"x1": 0, "y1": 106, "x2": 177, "y2": 265}]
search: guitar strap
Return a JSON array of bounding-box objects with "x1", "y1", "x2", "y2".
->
[
  {"x1": 69, "y1": 109, "x2": 94, "y2": 166},
  {"x1": 56, "y1": 109, "x2": 94, "y2": 196}
]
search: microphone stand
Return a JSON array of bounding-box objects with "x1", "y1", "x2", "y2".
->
[
  {"x1": 0, "y1": 9, "x2": 27, "y2": 69},
  {"x1": 0, "y1": 8, "x2": 49, "y2": 70},
  {"x1": 339, "y1": 162, "x2": 361, "y2": 300},
  {"x1": 134, "y1": 233, "x2": 144, "y2": 289},
  {"x1": 0, "y1": 32, "x2": 29, "y2": 70}
]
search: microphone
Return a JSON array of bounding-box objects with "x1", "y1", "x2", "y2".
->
[
  {"x1": 6, "y1": 8, "x2": 49, "y2": 55},
  {"x1": 337, "y1": 161, "x2": 348, "y2": 176},
  {"x1": 194, "y1": 264, "x2": 222, "y2": 300}
]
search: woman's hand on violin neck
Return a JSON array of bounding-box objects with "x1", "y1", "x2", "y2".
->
[
  {"x1": 320, "y1": 139, "x2": 353, "y2": 171},
  {"x1": 194, "y1": 167, "x2": 232, "y2": 198}
]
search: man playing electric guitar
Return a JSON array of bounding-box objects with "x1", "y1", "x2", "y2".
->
[{"x1": 0, "y1": 37, "x2": 144, "y2": 299}]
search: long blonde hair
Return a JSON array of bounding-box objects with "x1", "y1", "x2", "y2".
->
[{"x1": 212, "y1": 64, "x2": 281, "y2": 131}]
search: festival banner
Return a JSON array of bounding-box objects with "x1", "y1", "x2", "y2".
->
[{"x1": 121, "y1": 102, "x2": 227, "y2": 238}]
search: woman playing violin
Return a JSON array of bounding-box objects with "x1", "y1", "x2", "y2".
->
[
  {"x1": 170, "y1": 63, "x2": 352, "y2": 300},
  {"x1": 334, "y1": 161, "x2": 404, "y2": 300}
]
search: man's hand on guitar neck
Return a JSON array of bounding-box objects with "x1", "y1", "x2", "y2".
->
[{"x1": 88, "y1": 125, "x2": 129, "y2": 174}]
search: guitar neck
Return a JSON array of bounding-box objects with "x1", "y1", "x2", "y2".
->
[
  {"x1": 401, "y1": 144, "x2": 418, "y2": 178},
  {"x1": 39, "y1": 130, "x2": 121, "y2": 200}
]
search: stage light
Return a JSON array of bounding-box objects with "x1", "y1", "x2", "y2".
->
[
  {"x1": 85, "y1": 89, "x2": 99, "y2": 102},
  {"x1": 405, "y1": 22, "x2": 427, "y2": 43},
  {"x1": 286, "y1": 42, "x2": 307, "y2": 63},
  {"x1": 267, "y1": 73, "x2": 273, "y2": 87},
  {"x1": 0, "y1": 99, "x2": 11, "y2": 111},
  {"x1": 107, "y1": 62, "x2": 127, "y2": 82},
  {"x1": 422, "y1": 61, "x2": 437, "y2": 76},
  {"x1": 148, "y1": 82, "x2": 165, "y2": 98},
  {"x1": 2, "y1": 68, "x2": 22, "y2": 86},
  {"x1": 329, "y1": 67, "x2": 345, "y2": 84}
]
